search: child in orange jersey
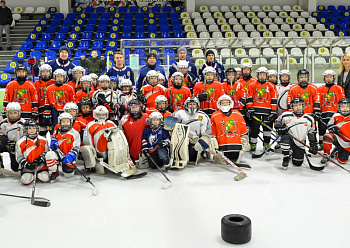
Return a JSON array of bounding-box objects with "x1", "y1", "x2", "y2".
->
[
  {"x1": 74, "y1": 75, "x2": 94, "y2": 104},
  {"x1": 67, "y1": 66, "x2": 85, "y2": 93},
  {"x1": 165, "y1": 72, "x2": 192, "y2": 112},
  {"x1": 139, "y1": 70, "x2": 166, "y2": 110},
  {"x1": 223, "y1": 68, "x2": 245, "y2": 111}
]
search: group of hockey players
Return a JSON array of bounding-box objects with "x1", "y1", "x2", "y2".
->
[{"x1": 1, "y1": 55, "x2": 350, "y2": 187}]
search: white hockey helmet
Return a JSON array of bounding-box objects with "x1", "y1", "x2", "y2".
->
[
  {"x1": 39, "y1": 64, "x2": 52, "y2": 79},
  {"x1": 98, "y1": 75, "x2": 110, "y2": 83},
  {"x1": 177, "y1": 60, "x2": 189, "y2": 69},
  {"x1": 58, "y1": 112, "x2": 74, "y2": 132},
  {"x1": 72, "y1": 66, "x2": 85, "y2": 75},
  {"x1": 323, "y1": 69, "x2": 336, "y2": 84},
  {"x1": 146, "y1": 70, "x2": 159, "y2": 79},
  {"x1": 202, "y1": 66, "x2": 216, "y2": 75},
  {"x1": 172, "y1": 71, "x2": 184, "y2": 81},
  {"x1": 234, "y1": 67, "x2": 242, "y2": 72},
  {"x1": 53, "y1": 69, "x2": 67, "y2": 84},
  {"x1": 268, "y1": 69, "x2": 278, "y2": 76},
  {"x1": 241, "y1": 63, "x2": 252, "y2": 69},
  {"x1": 184, "y1": 96, "x2": 200, "y2": 115},
  {"x1": 80, "y1": 75, "x2": 92, "y2": 84},
  {"x1": 149, "y1": 111, "x2": 163, "y2": 129},
  {"x1": 256, "y1": 67, "x2": 269, "y2": 77},
  {"x1": 63, "y1": 102, "x2": 78, "y2": 118},
  {"x1": 93, "y1": 105, "x2": 109, "y2": 124},
  {"x1": 279, "y1": 69, "x2": 291, "y2": 77},
  {"x1": 88, "y1": 73, "x2": 98, "y2": 80},
  {"x1": 158, "y1": 73, "x2": 165, "y2": 81},
  {"x1": 119, "y1": 78, "x2": 132, "y2": 93},
  {"x1": 217, "y1": 94, "x2": 233, "y2": 113},
  {"x1": 6, "y1": 102, "x2": 21, "y2": 122},
  {"x1": 155, "y1": 95, "x2": 168, "y2": 111}
]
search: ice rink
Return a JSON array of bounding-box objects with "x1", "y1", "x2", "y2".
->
[{"x1": 1, "y1": 150, "x2": 350, "y2": 248}]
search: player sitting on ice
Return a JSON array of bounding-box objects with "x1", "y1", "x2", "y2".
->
[
  {"x1": 46, "y1": 113, "x2": 80, "y2": 181},
  {"x1": 0, "y1": 102, "x2": 26, "y2": 172},
  {"x1": 165, "y1": 72, "x2": 192, "y2": 112},
  {"x1": 74, "y1": 75, "x2": 94, "y2": 103},
  {"x1": 210, "y1": 95, "x2": 249, "y2": 164},
  {"x1": 78, "y1": 99, "x2": 94, "y2": 122},
  {"x1": 16, "y1": 120, "x2": 49, "y2": 185},
  {"x1": 140, "y1": 112, "x2": 171, "y2": 170},
  {"x1": 322, "y1": 98, "x2": 350, "y2": 166},
  {"x1": 138, "y1": 70, "x2": 166, "y2": 110},
  {"x1": 146, "y1": 95, "x2": 172, "y2": 119},
  {"x1": 116, "y1": 78, "x2": 137, "y2": 118},
  {"x1": 172, "y1": 96, "x2": 211, "y2": 167},
  {"x1": 274, "y1": 97, "x2": 321, "y2": 170}
]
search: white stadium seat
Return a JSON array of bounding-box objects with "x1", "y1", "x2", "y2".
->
[
  {"x1": 209, "y1": 6, "x2": 219, "y2": 12},
  {"x1": 180, "y1": 12, "x2": 190, "y2": 19},
  {"x1": 23, "y1": 7, "x2": 35, "y2": 13},
  {"x1": 213, "y1": 12, "x2": 223, "y2": 19},
  {"x1": 220, "y1": 6, "x2": 230, "y2": 12},
  {"x1": 199, "y1": 31, "x2": 210, "y2": 38},
  {"x1": 225, "y1": 58, "x2": 238, "y2": 66},
  {"x1": 221, "y1": 48, "x2": 233, "y2": 57},
  {"x1": 224, "y1": 12, "x2": 234, "y2": 18},
  {"x1": 235, "y1": 48, "x2": 247, "y2": 57},
  {"x1": 203, "y1": 12, "x2": 212, "y2": 18},
  {"x1": 249, "y1": 48, "x2": 260, "y2": 57},
  {"x1": 194, "y1": 18, "x2": 204, "y2": 25},
  {"x1": 318, "y1": 47, "x2": 330, "y2": 56},
  {"x1": 231, "y1": 6, "x2": 240, "y2": 12},
  {"x1": 241, "y1": 6, "x2": 251, "y2": 12},
  {"x1": 192, "y1": 49, "x2": 204, "y2": 58},
  {"x1": 262, "y1": 17, "x2": 273, "y2": 24},
  {"x1": 228, "y1": 18, "x2": 238, "y2": 24},
  {"x1": 195, "y1": 59, "x2": 206, "y2": 67},
  {"x1": 272, "y1": 6, "x2": 282, "y2": 12},
  {"x1": 191, "y1": 12, "x2": 201, "y2": 18},
  {"x1": 35, "y1": 7, "x2": 46, "y2": 13}
]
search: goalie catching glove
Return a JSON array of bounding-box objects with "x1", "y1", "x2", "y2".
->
[{"x1": 194, "y1": 134, "x2": 211, "y2": 152}]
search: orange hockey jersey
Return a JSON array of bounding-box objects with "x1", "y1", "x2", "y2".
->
[
  {"x1": 246, "y1": 81, "x2": 277, "y2": 115},
  {"x1": 141, "y1": 84, "x2": 166, "y2": 109},
  {"x1": 145, "y1": 108, "x2": 172, "y2": 121},
  {"x1": 237, "y1": 77, "x2": 257, "y2": 99},
  {"x1": 193, "y1": 80, "x2": 224, "y2": 116},
  {"x1": 3, "y1": 80, "x2": 38, "y2": 119},
  {"x1": 287, "y1": 84, "x2": 320, "y2": 114},
  {"x1": 53, "y1": 127, "x2": 80, "y2": 155},
  {"x1": 223, "y1": 81, "x2": 245, "y2": 110},
  {"x1": 44, "y1": 83, "x2": 74, "y2": 113},
  {"x1": 318, "y1": 84, "x2": 345, "y2": 116},
  {"x1": 74, "y1": 90, "x2": 94, "y2": 104},
  {"x1": 165, "y1": 86, "x2": 192, "y2": 110},
  {"x1": 211, "y1": 110, "x2": 248, "y2": 152},
  {"x1": 34, "y1": 79, "x2": 55, "y2": 114},
  {"x1": 67, "y1": 81, "x2": 81, "y2": 93}
]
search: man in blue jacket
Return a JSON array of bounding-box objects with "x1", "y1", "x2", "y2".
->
[
  {"x1": 169, "y1": 47, "x2": 198, "y2": 78},
  {"x1": 198, "y1": 50, "x2": 225, "y2": 82}
]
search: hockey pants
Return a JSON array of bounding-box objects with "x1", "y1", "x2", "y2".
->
[
  {"x1": 323, "y1": 133, "x2": 349, "y2": 164},
  {"x1": 280, "y1": 135, "x2": 304, "y2": 166}
]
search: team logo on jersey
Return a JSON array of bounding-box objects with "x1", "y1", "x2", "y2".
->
[
  {"x1": 66, "y1": 138, "x2": 72, "y2": 144},
  {"x1": 257, "y1": 88, "x2": 266, "y2": 97},
  {"x1": 183, "y1": 78, "x2": 189, "y2": 87},
  {"x1": 300, "y1": 92, "x2": 309, "y2": 101},
  {"x1": 174, "y1": 93, "x2": 184, "y2": 102},
  {"x1": 224, "y1": 120, "x2": 236, "y2": 131},
  {"x1": 15, "y1": 88, "x2": 27, "y2": 99},
  {"x1": 244, "y1": 84, "x2": 249, "y2": 92},
  {"x1": 324, "y1": 91, "x2": 334, "y2": 101},
  {"x1": 198, "y1": 116, "x2": 203, "y2": 121},
  {"x1": 229, "y1": 88, "x2": 236, "y2": 96}
]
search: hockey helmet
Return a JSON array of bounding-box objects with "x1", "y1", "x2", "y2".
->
[
  {"x1": 39, "y1": 64, "x2": 52, "y2": 80},
  {"x1": 78, "y1": 99, "x2": 93, "y2": 117},
  {"x1": 172, "y1": 72, "x2": 184, "y2": 89},
  {"x1": 72, "y1": 66, "x2": 85, "y2": 76},
  {"x1": 297, "y1": 69, "x2": 309, "y2": 87},
  {"x1": 93, "y1": 105, "x2": 109, "y2": 124},
  {"x1": 119, "y1": 79, "x2": 133, "y2": 93},
  {"x1": 64, "y1": 102, "x2": 79, "y2": 118},
  {"x1": 89, "y1": 73, "x2": 98, "y2": 80},
  {"x1": 58, "y1": 112, "x2": 74, "y2": 132},
  {"x1": 6, "y1": 102, "x2": 21, "y2": 122},
  {"x1": 279, "y1": 69, "x2": 291, "y2": 86},
  {"x1": 149, "y1": 112, "x2": 163, "y2": 130},
  {"x1": 184, "y1": 96, "x2": 200, "y2": 115},
  {"x1": 290, "y1": 97, "x2": 305, "y2": 117},
  {"x1": 234, "y1": 67, "x2": 242, "y2": 72},
  {"x1": 338, "y1": 98, "x2": 350, "y2": 116},
  {"x1": 323, "y1": 69, "x2": 336, "y2": 85},
  {"x1": 158, "y1": 73, "x2": 165, "y2": 81},
  {"x1": 225, "y1": 68, "x2": 237, "y2": 76},
  {"x1": 146, "y1": 70, "x2": 159, "y2": 86},
  {"x1": 15, "y1": 64, "x2": 28, "y2": 74},
  {"x1": 98, "y1": 75, "x2": 110, "y2": 83},
  {"x1": 202, "y1": 66, "x2": 216, "y2": 76},
  {"x1": 127, "y1": 99, "x2": 143, "y2": 119},
  {"x1": 80, "y1": 75, "x2": 92, "y2": 83},
  {"x1": 217, "y1": 94, "x2": 233, "y2": 113},
  {"x1": 155, "y1": 95, "x2": 168, "y2": 112},
  {"x1": 177, "y1": 60, "x2": 189, "y2": 69},
  {"x1": 24, "y1": 119, "x2": 39, "y2": 139},
  {"x1": 256, "y1": 67, "x2": 269, "y2": 83},
  {"x1": 53, "y1": 69, "x2": 67, "y2": 85}
]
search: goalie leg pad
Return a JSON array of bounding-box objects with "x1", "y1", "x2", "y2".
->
[
  {"x1": 80, "y1": 145, "x2": 97, "y2": 169},
  {"x1": 107, "y1": 128, "x2": 130, "y2": 171},
  {"x1": 95, "y1": 158, "x2": 106, "y2": 174},
  {"x1": 170, "y1": 123, "x2": 190, "y2": 169},
  {"x1": 215, "y1": 150, "x2": 227, "y2": 165},
  {"x1": 138, "y1": 152, "x2": 149, "y2": 169},
  {"x1": 209, "y1": 137, "x2": 219, "y2": 160}
]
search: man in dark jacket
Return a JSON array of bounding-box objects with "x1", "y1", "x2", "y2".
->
[
  {"x1": 81, "y1": 50, "x2": 105, "y2": 76},
  {"x1": 198, "y1": 50, "x2": 225, "y2": 82},
  {"x1": 0, "y1": 0, "x2": 12, "y2": 50}
]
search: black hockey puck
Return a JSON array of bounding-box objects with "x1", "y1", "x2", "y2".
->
[{"x1": 221, "y1": 214, "x2": 252, "y2": 244}]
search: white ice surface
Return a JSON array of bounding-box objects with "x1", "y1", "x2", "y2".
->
[{"x1": 1, "y1": 150, "x2": 350, "y2": 248}]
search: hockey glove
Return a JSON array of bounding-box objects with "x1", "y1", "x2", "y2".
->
[
  {"x1": 275, "y1": 123, "x2": 288, "y2": 135},
  {"x1": 118, "y1": 105, "x2": 125, "y2": 116},
  {"x1": 246, "y1": 108, "x2": 254, "y2": 120},
  {"x1": 313, "y1": 110, "x2": 321, "y2": 121},
  {"x1": 62, "y1": 151, "x2": 77, "y2": 164},
  {"x1": 136, "y1": 91, "x2": 146, "y2": 104},
  {"x1": 267, "y1": 111, "x2": 277, "y2": 122},
  {"x1": 142, "y1": 147, "x2": 150, "y2": 157},
  {"x1": 309, "y1": 142, "x2": 318, "y2": 155},
  {"x1": 50, "y1": 137, "x2": 59, "y2": 150},
  {"x1": 0, "y1": 135, "x2": 9, "y2": 152},
  {"x1": 167, "y1": 106, "x2": 174, "y2": 113},
  {"x1": 158, "y1": 140, "x2": 169, "y2": 149},
  {"x1": 34, "y1": 155, "x2": 46, "y2": 167},
  {"x1": 197, "y1": 92, "x2": 209, "y2": 102},
  {"x1": 31, "y1": 112, "x2": 39, "y2": 121},
  {"x1": 97, "y1": 93, "x2": 107, "y2": 105},
  {"x1": 328, "y1": 125, "x2": 340, "y2": 135},
  {"x1": 194, "y1": 138, "x2": 209, "y2": 152},
  {"x1": 21, "y1": 160, "x2": 35, "y2": 171}
]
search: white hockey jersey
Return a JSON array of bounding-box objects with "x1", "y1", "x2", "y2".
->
[
  {"x1": 0, "y1": 118, "x2": 26, "y2": 142},
  {"x1": 277, "y1": 84, "x2": 292, "y2": 116}
]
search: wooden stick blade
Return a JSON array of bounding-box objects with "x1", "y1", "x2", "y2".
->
[{"x1": 234, "y1": 172, "x2": 247, "y2": 181}]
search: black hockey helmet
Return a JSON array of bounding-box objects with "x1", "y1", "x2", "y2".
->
[
  {"x1": 337, "y1": 98, "x2": 350, "y2": 116},
  {"x1": 225, "y1": 68, "x2": 237, "y2": 76},
  {"x1": 79, "y1": 98, "x2": 93, "y2": 117},
  {"x1": 15, "y1": 64, "x2": 28, "y2": 74},
  {"x1": 24, "y1": 119, "x2": 39, "y2": 139},
  {"x1": 290, "y1": 97, "x2": 305, "y2": 117},
  {"x1": 297, "y1": 69, "x2": 309, "y2": 87},
  {"x1": 127, "y1": 99, "x2": 143, "y2": 119}
]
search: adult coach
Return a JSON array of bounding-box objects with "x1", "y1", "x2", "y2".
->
[
  {"x1": 136, "y1": 54, "x2": 167, "y2": 91},
  {"x1": 338, "y1": 53, "x2": 350, "y2": 98},
  {"x1": 169, "y1": 47, "x2": 198, "y2": 78},
  {"x1": 0, "y1": 0, "x2": 12, "y2": 50},
  {"x1": 106, "y1": 51, "x2": 135, "y2": 86},
  {"x1": 198, "y1": 50, "x2": 225, "y2": 82}
]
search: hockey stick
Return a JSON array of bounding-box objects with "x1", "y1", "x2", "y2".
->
[
  {"x1": 74, "y1": 164, "x2": 98, "y2": 196},
  {"x1": 205, "y1": 148, "x2": 247, "y2": 181},
  {"x1": 252, "y1": 134, "x2": 280, "y2": 158},
  {"x1": 145, "y1": 153, "x2": 172, "y2": 189},
  {"x1": 97, "y1": 158, "x2": 147, "y2": 179},
  {"x1": 303, "y1": 151, "x2": 324, "y2": 171},
  {"x1": 31, "y1": 164, "x2": 51, "y2": 207},
  {"x1": 0, "y1": 193, "x2": 50, "y2": 203}
]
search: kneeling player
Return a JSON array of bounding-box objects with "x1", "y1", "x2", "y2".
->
[
  {"x1": 16, "y1": 120, "x2": 49, "y2": 185},
  {"x1": 322, "y1": 98, "x2": 350, "y2": 165},
  {"x1": 46, "y1": 113, "x2": 80, "y2": 181},
  {"x1": 274, "y1": 97, "x2": 320, "y2": 170}
]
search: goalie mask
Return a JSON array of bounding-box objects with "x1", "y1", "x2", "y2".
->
[
  {"x1": 58, "y1": 112, "x2": 74, "y2": 132},
  {"x1": 127, "y1": 99, "x2": 143, "y2": 119},
  {"x1": 6, "y1": 102, "x2": 21, "y2": 123},
  {"x1": 53, "y1": 69, "x2": 67, "y2": 86},
  {"x1": 39, "y1": 64, "x2": 52, "y2": 81},
  {"x1": 119, "y1": 78, "x2": 133, "y2": 94},
  {"x1": 256, "y1": 67, "x2": 269, "y2": 84},
  {"x1": 338, "y1": 98, "x2": 350, "y2": 116},
  {"x1": 24, "y1": 119, "x2": 39, "y2": 139},
  {"x1": 172, "y1": 72, "x2": 184, "y2": 89},
  {"x1": 80, "y1": 75, "x2": 92, "y2": 92},
  {"x1": 268, "y1": 69, "x2": 278, "y2": 85},
  {"x1": 241, "y1": 63, "x2": 252, "y2": 79},
  {"x1": 146, "y1": 70, "x2": 159, "y2": 86},
  {"x1": 297, "y1": 69, "x2": 309, "y2": 88},
  {"x1": 184, "y1": 96, "x2": 200, "y2": 115},
  {"x1": 155, "y1": 95, "x2": 168, "y2": 113},
  {"x1": 78, "y1": 99, "x2": 93, "y2": 117},
  {"x1": 98, "y1": 75, "x2": 110, "y2": 91},
  {"x1": 149, "y1": 112, "x2": 163, "y2": 130},
  {"x1": 217, "y1": 94, "x2": 233, "y2": 114},
  {"x1": 323, "y1": 69, "x2": 336, "y2": 85},
  {"x1": 279, "y1": 70, "x2": 291, "y2": 87},
  {"x1": 290, "y1": 97, "x2": 305, "y2": 117},
  {"x1": 93, "y1": 105, "x2": 109, "y2": 124},
  {"x1": 64, "y1": 102, "x2": 78, "y2": 119},
  {"x1": 202, "y1": 66, "x2": 216, "y2": 84}
]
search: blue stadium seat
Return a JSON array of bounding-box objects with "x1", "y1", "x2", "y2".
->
[
  {"x1": 160, "y1": 25, "x2": 170, "y2": 32},
  {"x1": 66, "y1": 13, "x2": 75, "y2": 20},
  {"x1": 72, "y1": 60, "x2": 81, "y2": 66},
  {"x1": 81, "y1": 32, "x2": 93, "y2": 41},
  {"x1": 79, "y1": 13, "x2": 88, "y2": 19},
  {"x1": 135, "y1": 19, "x2": 145, "y2": 26},
  {"x1": 96, "y1": 26, "x2": 108, "y2": 33},
  {"x1": 0, "y1": 73, "x2": 11, "y2": 86},
  {"x1": 339, "y1": 23, "x2": 349, "y2": 30},
  {"x1": 67, "y1": 33, "x2": 79, "y2": 41},
  {"x1": 46, "y1": 26, "x2": 57, "y2": 33},
  {"x1": 166, "y1": 59, "x2": 176, "y2": 65},
  {"x1": 110, "y1": 25, "x2": 120, "y2": 32},
  {"x1": 45, "y1": 50, "x2": 56, "y2": 60},
  {"x1": 20, "y1": 42, "x2": 33, "y2": 50},
  {"x1": 99, "y1": 12, "x2": 109, "y2": 20},
  {"x1": 54, "y1": 33, "x2": 66, "y2": 41},
  {"x1": 85, "y1": 6, "x2": 95, "y2": 13},
  {"x1": 338, "y1": 5, "x2": 346, "y2": 12},
  {"x1": 65, "y1": 41, "x2": 75, "y2": 50},
  {"x1": 42, "y1": 14, "x2": 52, "y2": 20},
  {"x1": 89, "y1": 50, "x2": 101, "y2": 58},
  {"x1": 34, "y1": 42, "x2": 47, "y2": 50},
  {"x1": 95, "y1": 32, "x2": 106, "y2": 41},
  {"x1": 149, "y1": 33, "x2": 159, "y2": 39},
  {"x1": 122, "y1": 25, "x2": 133, "y2": 33},
  {"x1": 75, "y1": 19, "x2": 85, "y2": 26},
  {"x1": 135, "y1": 13, "x2": 144, "y2": 19},
  {"x1": 89, "y1": 13, "x2": 99, "y2": 19},
  {"x1": 74, "y1": 6, "x2": 83, "y2": 13},
  {"x1": 130, "y1": 6, "x2": 138, "y2": 13},
  {"x1": 333, "y1": 12, "x2": 341, "y2": 18},
  {"x1": 3, "y1": 61, "x2": 18, "y2": 73},
  {"x1": 171, "y1": 18, "x2": 180, "y2": 25},
  {"x1": 135, "y1": 32, "x2": 145, "y2": 39},
  {"x1": 13, "y1": 51, "x2": 27, "y2": 61},
  {"x1": 134, "y1": 49, "x2": 146, "y2": 59},
  {"x1": 49, "y1": 41, "x2": 61, "y2": 50},
  {"x1": 121, "y1": 33, "x2": 132, "y2": 39},
  {"x1": 148, "y1": 26, "x2": 158, "y2": 33},
  {"x1": 321, "y1": 12, "x2": 331, "y2": 18},
  {"x1": 172, "y1": 25, "x2": 182, "y2": 32},
  {"x1": 47, "y1": 6, "x2": 57, "y2": 13},
  {"x1": 84, "y1": 25, "x2": 95, "y2": 33},
  {"x1": 124, "y1": 49, "x2": 130, "y2": 59},
  {"x1": 123, "y1": 19, "x2": 133, "y2": 26},
  {"x1": 119, "y1": 7, "x2": 128, "y2": 13},
  {"x1": 96, "y1": 7, "x2": 105, "y2": 13},
  {"x1": 92, "y1": 41, "x2": 104, "y2": 50},
  {"x1": 105, "y1": 50, "x2": 115, "y2": 59},
  {"x1": 39, "y1": 19, "x2": 49, "y2": 26},
  {"x1": 158, "y1": 13, "x2": 167, "y2": 19},
  {"x1": 342, "y1": 17, "x2": 350, "y2": 23},
  {"x1": 170, "y1": 13, "x2": 179, "y2": 19},
  {"x1": 135, "y1": 26, "x2": 145, "y2": 32},
  {"x1": 78, "y1": 41, "x2": 90, "y2": 50},
  {"x1": 54, "y1": 13, "x2": 64, "y2": 20},
  {"x1": 338, "y1": 30, "x2": 348, "y2": 36},
  {"x1": 87, "y1": 19, "x2": 97, "y2": 25},
  {"x1": 174, "y1": 31, "x2": 184, "y2": 38},
  {"x1": 163, "y1": 40, "x2": 173, "y2": 46},
  {"x1": 161, "y1": 32, "x2": 171, "y2": 38},
  {"x1": 343, "y1": 12, "x2": 350, "y2": 17},
  {"x1": 155, "y1": 60, "x2": 161, "y2": 66},
  {"x1": 135, "y1": 41, "x2": 146, "y2": 47},
  {"x1": 139, "y1": 60, "x2": 146, "y2": 66},
  {"x1": 159, "y1": 19, "x2": 169, "y2": 26},
  {"x1": 328, "y1": 5, "x2": 336, "y2": 11},
  {"x1": 108, "y1": 6, "x2": 117, "y2": 13},
  {"x1": 99, "y1": 19, "x2": 109, "y2": 26},
  {"x1": 40, "y1": 33, "x2": 52, "y2": 41},
  {"x1": 150, "y1": 49, "x2": 160, "y2": 56},
  {"x1": 148, "y1": 19, "x2": 156, "y2": 26},
  {"x1": 317, "y1": 5, "x2": 326, "y2": 11},
  {"x1": 330, "y1": 17, "x2": 340, "y2": 24},
  {"x1": 108, "y1": 32, "x2": 119, "y2": 41},
  {"x1": 106, "y1": 41, "x2": 118, "y2": 49},
  {"x1": 58, "y1": 25, "x2": 69, "y2": 33},
  {"x1": 163, "y1": 6, "x2": 171, "y2": 13},
  {"x1": 30, "y1": 51, "x2": 42, "y2": 60},
  {"x1": 50, "y1": 19, "x2": 61, "y2": 26},
  {"x1": 74, "y1": 50, "x2": 86, "y2": 59},
  {"x1": 27, "y1": 33, "x2": 39, "y2": 42},
  {"x1": 62, "y1": 19, "x2": 73, "y2": 26},
  {"x1": 164, "y1": 49, "x2": 175, "y2": 58},
  {"x1": 141, "y1": 6, "x2": 149, "y2": 13},
  {"x1": 151, "y1": 6, "x2": 161, "y2": 13},
  {"x1": 125, "y1": 60, "x2": 130, "y2": 66}
]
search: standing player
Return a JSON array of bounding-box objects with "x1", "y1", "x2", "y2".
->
[
  {"x1": 222, "y1": 68, "x2": 245, "y2": 111},
  {"x1": 89, "y1": 73, "x2": 100, "y2": 91},
  {"x1": 235, "y1": 67, "x2": 242, "y2": 80},
  {"x1": 74, "y1": 75, "x2": 94, "y2": 103},
  {"x1": 246, "y1": 67, "x2": 278, "y2": 152},
  {"x1": 146, "y1": 95, "x2": 172, "y2": 119},
  {"x1": 67, "y1": 66, "x2": 85, "y2": 93},
  {"x1": 277, "y1": 70, "x2": 292, "y2": 116},
  {"x1": 116, "y1": 78, "x2": 137, "y2": 118},
  {"x1": 268, "y1": 69, "x2": 278, "y2": 85},
  {"x1": 236, "y1": 63, "x2": 257, "y2": 99},
  {"x1": 139, "y1": 70, "x2": 166, "y2": 110},
  {"x1": 165, "y1": 72, "x2": 192, "y2": 111}
]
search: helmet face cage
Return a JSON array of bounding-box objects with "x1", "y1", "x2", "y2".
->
[
  {"x1": 155, "y1": 95, "x2": 168, "y2": 111},
  {"x1": 225, "y1": 68, "x2": 237, "y2": 82},
  {"x1": 79, "y1": 99, "x2": 93, "y2": 116},
  {"x1": 172, "y1": 72, "x2": 184, "y2": 87},
  {"x1": 127, "y1": 99, "x2": 142, "y2": 118},
  {"x1": 279, "y1": 70, "x2": 291, "y2": 85},
  {"x1": 6, "y1": 102, "x2": 21, "y2": 122},
  {"x1": 24, "y1": 120, "x2": 39, "y2": 139},
  {"x1": 149, "y1": 112, "x2": 163, "y2": 129},
  {"x1": 338, "y1": 98, "x2": 350, "y2": 116},
  {"x1": 184, "y1": 97, "x2": 199, "y2": 115},
  {"x1": 290, "y1": 97, "x2": 305, "y2": 117},
  {"x1": 72, "y1": 66, "x2": 85, "y2": 76},
  {"x1": 147, "y1": 70, "x2": 159, "y2": 85},
  {"x1": 323, "y1": 70, "x2": 336, "y2": 84},
  {"x1": 218, "y1": 95, "x2": 233, "y2": 113},
  {"x1": 158, "y1": 73, "x2": 165, "y2": 81},
  {"x1": 256, "y1": 67, "x2": 269, "y2": 83},
  {"x1": 53, "y1": 69, "x2": 67, "y2": 84},
  {"x1": 58, "y1": 113, "x2": 73, "y2": 132},
  {"x1": 119, "y1": 79, "x2": 132, "y2": 93},
  {"x1": 297, "y1": 69, "x2": 309, "y2": 86},
  {"x1": 93, "y1": 106, "x2": 109, "y2": 124},
  {"x1": 39, "y1": 64, "x2": 52, "y2": 80}
]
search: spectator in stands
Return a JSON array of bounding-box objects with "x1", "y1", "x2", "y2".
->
[
  {"x1": 169, "y1": 47, "x2": 198, "y2": 78},
  {"x1": 106, "y1": 51, "x2": 135, "y2": 86},
  {"x1": 338, "y1": 53, "x2": 350, "y2": 98},
  {"x1": 0, "y1": 0, "x2": 12, "y2": 50},
  {"x1": 80, "y1": 50, "x2": 105, "y2": 76},
  {"x1": 136, "y1": 54, "x2": 167, "y2": 92},
  {"x1": 34, "y1": 46, "x2": 76, "y2": 81},
  {"x1": 198, "y1": 50, "x2": 225, "y2": 83}
]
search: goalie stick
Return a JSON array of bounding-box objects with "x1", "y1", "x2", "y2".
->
[{"x1": 97, "y1": 159, "x2": 147, "y2": 179}]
